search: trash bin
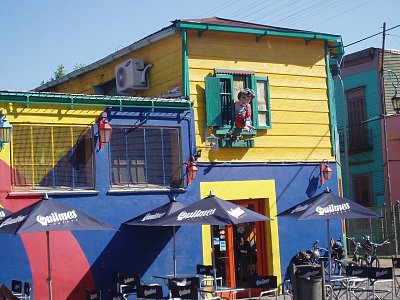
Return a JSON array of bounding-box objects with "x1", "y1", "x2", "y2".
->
[
  {"x1": 296, "y1": 275, "x2": 323, "y2": 300},
  {"x1": 290, "y1": 264, "x2": 325, "y2": 300}
]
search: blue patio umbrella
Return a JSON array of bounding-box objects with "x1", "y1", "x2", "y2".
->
[
  {"x1": 160, "y1": 193, "x2": 271, "y2": 289},
  {"x1": 277, "y1": 188, "x2": 381, "y2": 278},
  {"x1": 0, "y1": 207, "x2": 12, "y2": 220},
  {"x1": 0, "y1": 195, "x2": 115, "y2": 300},
  {"x1": 123, "y1": 198, "x2": 186, "y2": 276}
]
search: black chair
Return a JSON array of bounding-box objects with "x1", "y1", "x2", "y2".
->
[
  {"x1": 170, "y1": 284, "x2": 222, "y2": 300},
  {"x1": 392, "y1": 257, "x2": 400, "y2": 296},
  {"x1": 87, "y1": 289, "x2": 102, "y2": 300},
  {"x1": 24, "y1": 282, "x2": 31, "y2": 300},
  {"x1": 137, "y1": 285, "x2": 163, "y2": 300},
  {"x1": 369, "y1": 267, "x2": 394, "y2": 300},
  {"x1": 117, "y1": 273, "x2": 141, "y2": 297},
  {"x1": 248, "y1": 275, "x2": 278, "y2": 300},
  {"x1": 169, "y1": 277, "x2": 200, "y2": 288},
  {"x1": 108, "y1": 291, "x2": 125, "y2": 300},
  {"x1": 11, "y1": 280, "x2": 23, "y2": 299},
  {"x1": 196, "y1": 264, "x2": 222, "y2": 288}
]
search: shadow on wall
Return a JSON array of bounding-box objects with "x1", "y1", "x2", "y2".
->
[{"x1": 67, "y1": 225, "x2": 176, "y2": 299}]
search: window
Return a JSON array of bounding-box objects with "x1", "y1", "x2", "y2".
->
[
  {"x1": 205, "y1": 70, "x2": 271, "y2": 132},
  {"x1": 352, "y1": 174, "x2": 372, "y2": 206},
  {"x1": 346, "y1": 87, "x2": 372, "y2": 151},
  {"x1": 12, "y1": 125, "x2": 94, "y2": 190},
  {"x1": 110, "y1": 126, "x2": 182, "y2": 189}
]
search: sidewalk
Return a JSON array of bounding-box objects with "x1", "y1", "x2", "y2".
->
[{"x1": 271, "y1": 258, "x2": 399, "y2": 300}]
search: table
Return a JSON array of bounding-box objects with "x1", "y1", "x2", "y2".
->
[
  {"x1": 200, "y1": 287, "x2": 246, "y2": 300},
  {"x1": 325, "y1": 275, "x2": 365, "y2": 300}
]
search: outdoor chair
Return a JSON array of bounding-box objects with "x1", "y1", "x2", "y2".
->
[
  {"x1": 346, "y1": 266, "x2": 370, "y2": 300},
  {"x1": 23, "y1": 282, "x2": 31, "y2": 300},
  {"x1": 347, "y1": 266, "x2": 394, "y2": 300},
  {"x1": 108, "y1": 291, "x2": 125, "y2": 300},
  {"x1": 247, "y1": 275, "x2": 278, "y2": 300},
  {"x1": 170, "y1": 284, "x2": 222, "y2": 300},
  {"x1": 169, "y1": 276, "x2": 200, "y2": 288},
  {"x1": 392, "y1": 257, "x2": 400, "y2": 296},
  {"x1": 369, "y1": 267, "x2": 394, "y2": 300},
  {"x1": 11, "y1": 280, "x2": 23, "y2": 299},
  {"x1": 86, "y1": 289, "x2": 102, "y2": 300},
  {"x1": 117, "y1": 273, "x2": 141, "y2": 298},
  {"x1": 196, "y1": 264, "x2": 222, "y2": 288},
  {"x1": 281, "y1": 279, "x2": 292, "y2": 300},
  {"x1": 137, "y1": 285, "x2": 163, "y2": 300}
]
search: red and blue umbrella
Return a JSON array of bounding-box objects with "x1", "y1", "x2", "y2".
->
[{"x1": 0, "y1": 196, "x2": 115, "y2": 300}]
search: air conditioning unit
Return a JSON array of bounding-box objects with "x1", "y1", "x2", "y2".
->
[{"x1": 115, "y1": 58, "x2": 151, "y2": 94}]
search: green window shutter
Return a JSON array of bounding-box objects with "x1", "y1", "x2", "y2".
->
[
  {"x1": 205, "y1": 76, "x2": 222, "y2": 126},
  {"x1": 253, "y1": 76, "x2": 271, "y2": 129}
]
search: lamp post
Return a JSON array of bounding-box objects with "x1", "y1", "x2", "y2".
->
[
  {"x1": 392, "y1": 93, "x2": 400, "y2": 114},
  {"x1": 186, "y1": 156, "x2": 198, "y2": 185},
  {"x1": 320, "y1": 160, "x2": 332, "y2": 185},
  {"x1": 98, "y1": 112, "x2": 112, "y2": 149},
  {"x1": 0, "y1": 109, "x2": 13, "y2": 149}
]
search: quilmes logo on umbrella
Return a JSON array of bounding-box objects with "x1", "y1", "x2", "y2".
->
[
  {"x1": 141, "y1": 212, "x2": 166, "y2": 221},
  {"x1": 291, "y1": 203, "x2": 351, "y2": 215},
  {"x1": 36, "y1": 210, "x2": 78, "y2": 226},
  {"x1": 176, "y1": 207, "x2": 247, "y2": 221},
  {"x1": 0, "y1": 215, "x2": 26, "y2": 228}
]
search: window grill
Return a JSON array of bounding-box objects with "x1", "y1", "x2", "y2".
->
[
  {"x1": 110, "y1": 126, "x2": 182, "y2": 189},
  {"x1": 12, "y1": 125, "x2": 94, "y2": 190}
]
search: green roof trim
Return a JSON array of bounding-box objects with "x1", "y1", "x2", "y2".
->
[
  {"x1": 176, "y1": 21, "x2": 341, "y2": 41},
  {"x1": 0, "y1": 91, "x2": 193, "y2": 111},
  {"x1": 176, "y1": 21, "x2": 343, "y2": 57}
]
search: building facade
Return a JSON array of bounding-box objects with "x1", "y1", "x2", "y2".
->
[
  {"x1": 0, "y1": 17, "x2": 344, "y2": 298},
  {"x1": 335, "y1": 48, "x2": 400, "y2": 248}
]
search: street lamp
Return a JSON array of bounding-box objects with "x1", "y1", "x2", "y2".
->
[
  {"x1": 392, "y1": 92, "x2": 400, "y2": 114},
  {"x1": 320, "y1": 160, "x2": 332, "y2": 185},
  {"x1": 384, "y1": 69, "x2": 400, "y2": 114},
  {"x1": 186, "y1": 156, "x2": 198, "y2": 185},
  {"x1": 98, "y1": 112, "x2": 112, "y2": 149}
]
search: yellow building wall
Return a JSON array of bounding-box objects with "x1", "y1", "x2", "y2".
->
[
  {"x1": 187, "y1": 30, "x2": 334, "y2": 163},
  {"x1": 47, "y1": 35, "x2": 183, "y2": 98},
  {"x1": 0, "y1": 102, "x2": 103, "y2": 174}
]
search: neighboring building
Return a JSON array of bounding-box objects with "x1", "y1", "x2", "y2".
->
[
  {"x1": 0, "y1": 17, "x2": 343, "y2": 298},
  {"x1": 335, "y1": 48, "x2": 400, "y2": 246}
]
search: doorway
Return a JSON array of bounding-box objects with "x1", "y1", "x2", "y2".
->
[{"x1": 212, "y1": 199, "x2": 268, "y2": 289}]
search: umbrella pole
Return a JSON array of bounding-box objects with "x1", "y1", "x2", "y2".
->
[
  {"x1": 327, "y1": 220, "x2": 331, "y2": 279},
  {"x1": 211, "y1": 226, "x2": 217, "y2": 291},
  {"x1": 46, "y1": 231, "x2": 53, "y2": 300},
  {"x1": 173, "y1": 226, "x2": 177, "y2": 277}
]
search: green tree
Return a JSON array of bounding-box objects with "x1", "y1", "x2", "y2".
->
[{"x1": 40, "y1": 63, "x2": 86, "y2": 85}]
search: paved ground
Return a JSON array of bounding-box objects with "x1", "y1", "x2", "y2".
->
[{"x1": 271, "y1": 258, "x2": 400, "y2": 300}]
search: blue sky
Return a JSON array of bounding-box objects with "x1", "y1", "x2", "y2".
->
[{"x1": 1, "y1": 0, "x2": 399, "y2": 91}]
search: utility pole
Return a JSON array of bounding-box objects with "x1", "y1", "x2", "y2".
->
[{"x1": 380, "y1": 22, "x2": 397, "y2": 253}]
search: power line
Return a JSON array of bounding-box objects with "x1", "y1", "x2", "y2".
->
[{"x1": 345, "y1": 24, "x2": 400, "y2": 47}]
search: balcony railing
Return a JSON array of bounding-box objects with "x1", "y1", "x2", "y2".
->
[{"x1": 339, "y1": 126, "x2": 373, "y2": 153}]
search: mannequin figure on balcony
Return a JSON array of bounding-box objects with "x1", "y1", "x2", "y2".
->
[{"x1": 234, "y1": 88, "x2": 255, "y2": 132}]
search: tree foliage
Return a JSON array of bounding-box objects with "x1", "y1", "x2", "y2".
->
[{"x1": 40, "y1": 63, "x2": 86, "y2": 85}]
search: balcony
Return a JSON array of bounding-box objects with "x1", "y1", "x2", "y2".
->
[{"x1": 339, "y1": 126, "x2": 373, "y2": 153}]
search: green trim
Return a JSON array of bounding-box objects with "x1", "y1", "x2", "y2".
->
[
  {"x1": 176, "y1": 21, "x2": 342, "y2": 43},
  {"x1": 0, "y1": 91, "x2": 193, "y2": 111},
  {"x1": 325, "y1": 42, "x2": 336, "y2": 157},
  {"x1": 182, "y1": 28, "x2": 190, "y2": 98},
  {"x1": 254, "y1": 76, "x2": 271, "y2": 129}
]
